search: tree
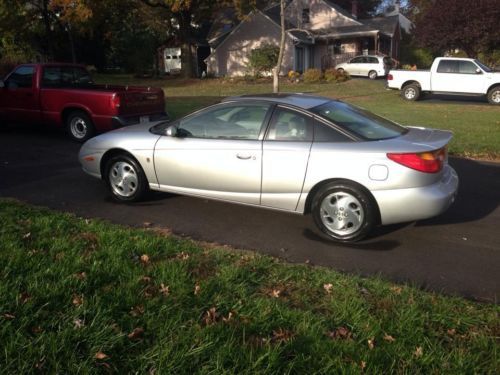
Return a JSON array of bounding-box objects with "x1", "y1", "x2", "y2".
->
[
  {"x1": 412, "y1": 0, "x2": 499, "y2": 57},
  {"x1": 272, "y1": 0, "x2": 285, "y2": 93}
]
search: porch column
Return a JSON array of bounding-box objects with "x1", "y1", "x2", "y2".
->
[{"x1": 374, "y1": 33, "x2": 378, "y2": 54}]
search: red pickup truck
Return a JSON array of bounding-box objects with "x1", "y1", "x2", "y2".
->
[{"x1": 0, "y1": 63, "x2": 168, "y2": 141}]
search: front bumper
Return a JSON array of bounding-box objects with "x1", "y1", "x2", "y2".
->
[
  {"x1": 78, "y1": 149, "x2": 105, "y2": 179},
  {"x1": 372, "y1": 165, "x2": 459, "y2": 225}
]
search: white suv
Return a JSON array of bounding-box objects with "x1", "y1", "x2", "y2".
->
[{"x1": 336, "y1": 55, "x2": 393, "y2": 79}]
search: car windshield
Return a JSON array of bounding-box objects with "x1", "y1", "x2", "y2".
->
[
  {"x1": 474, "y1": 60, "x2": 492, "y2": 72},
  {"x1": 310, "y1": 101, "x2": 408, "y2": 140}
]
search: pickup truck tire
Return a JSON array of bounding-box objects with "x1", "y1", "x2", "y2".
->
[
  {"x1": 105, "y1": 154, "x2": 148, "y2": 202},
  {"x1": 402, "y1": 83, "x2": 421, "y2": 101},
  {"x1": 311, "y1": 181, "x2": 376, "y2": 243},
  {"x1": 368, "y1": 70, "x2": 378, "y2": 80},
  {"x1": 487, "y1": 86, "x2": 500, "y2": 105},
  {"x1": 66, "y1": 110, "x2": 95, "y2": 142}
]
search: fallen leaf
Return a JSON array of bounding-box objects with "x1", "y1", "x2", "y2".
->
[
  {"x1": 390, "y1": 286, "x2": 402, "y2": 295},
  {"x1": 73, "y1": 319, "x2": 85, "y2": 329},
  {"x1": 140, "y1": 276, "x2": 152, "y2": 283},
  {"x1": 31, "y1": 326, "x2": 43, "y2": 334},
  {"x1": 222, "y1": 312, "x2": 234, "y2": 323},
  {"x1": 304, "y1": 259, "x2": 311, "y2": 264},
  {"x1": 383, "y1": 334, "x2": 396, "y2": 343},
  {"x1": 327, "y1": 327, "x2": 352, "y2": 340},
  {"x1": 94, "y1": 352, "x2": 109, "y2": 360},
  {"x1": 85, "y1": 219, "x2": 91, "y2": 225},
  {"x1": 72, "y1": 294, "x2": 84, "y2": 307},
  {"x1": 367, "y1": 338, "x2": 375, "y2": 350},
  {"x1": 360, "y1": 361, "x2": 367, "y2": 370},
  {"x1": 270, "y1": 289, "x2": 281, "y2": 298},
  {"x1": 447, "y1": 328, "x2": 456, "y2": 336},
  {"x1": 414, "y1": 346, "x2": 423, "y2": 357},
  {"x1": 323, "y1": 283, "x2": 333, "y2": 294},
  {"x1": 360, "y1": 287, "x2": 371, "y2": 296},
  {"x1": 159, "y1": 283, "x2": 170, "y2": 296},
  {"x1": 130, "y1": 305, "x2": 145, "y2": 317},
  {"x1": 143, "y1": 222, "x2": 153, "y2": 227},
  {"x1": 2, "y1": 313, "x2": 15, "y2": 320},
  {"x1": 271, "y1": 328, "x2": 295, "y2": 343},
  {"x1": 128, "y1": 327, "x2": 144, "y2": 340},
  {"x1": 194, "y1": 284, "x2": 201, "y2": 295},
  {"x1": 73, "y1": 272, "x2": 87, "y2": 280},
  {"x1": 23, "y1": 232, "x2": 31, "y2": 239},
  {"x1": 140, "y1": 254, "x2": 150, "y2": 264},
  {"x1": 177, "y1": 251, "x2": 190, "y2": 260},
  {"x1": 203, "y1": 307, "x2": 219, "y2": 326},
  {"x1": 19, "y1": 292, "x2": 31, "y2": 304}
]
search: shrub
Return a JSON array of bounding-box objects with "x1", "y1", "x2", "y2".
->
[
  {"x1": 324, "y1": 68, "x2": 351, "y2": 83},
  {"x1": 247, "y1": 44, "x2": 279, "y2": 77},
  {"x1": 303, "y1": 68, "x2": 322, "y2": 83},
  {"x1": 287, "y1": 70, "x2": 301, "y2": 82}
]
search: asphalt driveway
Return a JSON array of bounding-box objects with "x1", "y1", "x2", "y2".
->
[{"x1": 1, "y1": 125, "x2": 499, "y2": 302}]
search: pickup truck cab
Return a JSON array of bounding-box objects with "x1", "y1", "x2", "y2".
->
[
  {"x1": 0, "y1": 63, "x2": 168, "y2": 141},
  {"x1": 387, "y1": 57, "x2": 500, "y2": 105}
]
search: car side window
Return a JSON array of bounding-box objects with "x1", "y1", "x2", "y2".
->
[
  {"x1": 368, "y1": 57, "x2": 379, "y2": 64},
  {"x1": 437, "y1": 60, "x2": 459, "y2": 73},
  {"x1": 6, "y1": 66, "x2": 34, "y2": 89},
  {"x1": 459, "y1": 61, "x2": 479, "y2": 74},
  {"x1": 350, "y1": 57, "x2": 362, "y2": 64},
  {"x1": 42, "y1": 66, "x2": 93, "y2": 88},
  {"x1": 266, "y1": 107, "x2": 312, "y2": 142},
  {"x1": 313, "y1": 119, "x2": 352, "y2": 142},
  {"x1": 178, "y1": 104, "x2": 270, "y2": 140}
]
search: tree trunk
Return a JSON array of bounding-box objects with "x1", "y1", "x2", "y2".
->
[
  {"x1": 67, "y1": 23, "x2": 76, "y2": 64},
  {"x1": 178, "y1": 11, "x2": 194, "y2": 78},
  {"x1": 42, "y1": 0, "x2": 53, "y2": 61},
  {"x1": 273, "y1": 0, "x2": 286, "y2": 93}
]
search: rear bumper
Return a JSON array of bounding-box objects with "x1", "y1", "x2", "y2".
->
[
  {"x1": 372, "y1": 165, "x2": 459, "y2": 225},
  {"x1": 111, "y1": 111, "x2": 169, "y2": 129}
]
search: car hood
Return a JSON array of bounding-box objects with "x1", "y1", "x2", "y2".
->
[{"x1": 81, "y1": 122, "x2": 163, "y2": 151}]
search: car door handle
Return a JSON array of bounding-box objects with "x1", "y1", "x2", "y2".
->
[{"x1": 236, "y1": 153, "x2": 253, "y2": 160}]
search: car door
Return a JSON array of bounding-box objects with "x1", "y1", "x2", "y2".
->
[
  {"x1": 0, "y1": 65, "x2": 40, "y2": 123},
  {"x1": 347, "y1": 57, "x2": 363, "y2": 75},
  {"x1": 261, "y1": 106, "x2": 313, "y2": 211},
  {"x1": 432, "y1": 59, "x2": 485, "y2": 93},
  {"x1": 153, "y1": 103, "x2": 272, "y2": 205}
]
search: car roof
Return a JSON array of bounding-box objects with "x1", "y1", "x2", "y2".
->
[{"x1": 222, "y1": 93, "x2": 332, "y2": 110}]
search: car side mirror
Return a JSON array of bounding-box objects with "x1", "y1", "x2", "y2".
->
[
  {"x1": 0, "y1": 80, "x2": 4, "y2": 88},
  {"x1": 165, "y1": 125, "x2": 178, "y2": 137},
  {"x1": 475, "y1": 68, "x2": 482, "y2": 74}
]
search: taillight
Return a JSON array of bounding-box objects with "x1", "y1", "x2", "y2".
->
[
  {"x1": 387, "y1": 148, "x2": 446, "y2": 173},
  {"x1": 387, "y1": 74, "x2": 393, "y2": 80},
  {"x1": 111, "y1": 95, "x2": 121, "y2": 110}
]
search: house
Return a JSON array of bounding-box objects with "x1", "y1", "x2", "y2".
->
[{"x1": 206, "y1": 0, "x2": 403, "y2": 77}]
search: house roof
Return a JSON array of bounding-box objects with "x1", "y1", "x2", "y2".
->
[
  {"x1": 323, "y1": 0, "x2": 361, "y2": 23},
  {"x1": 360, "y1": 15, "x2": 399, "y2": 36},
  {"x1": 288, "y1": 29, "x2": 315, "y2": 44}
]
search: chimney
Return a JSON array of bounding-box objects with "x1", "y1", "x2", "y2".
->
[{"x1": 351, "y1": 0, "x2": 358, "y2": 19}]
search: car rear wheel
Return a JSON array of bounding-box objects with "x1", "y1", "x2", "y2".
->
[
  {"x1": 487, "y1": 86, "x2": 500, "y2": 105},
  {"x1": 105, "y1": 154, "x2": 148, "y2": 202},
  {"x1": 368, "y1": 70, "x2": 378, "y2": 80},
  {"x1": 402, "y1": 83, "x2": 421, "y2": 101},
  {"x1": 66, "y1": 110, "x2": 95, "y2": 142},
  {"x1": 312, "y1": 182, "x2": 376, "y2": 242}
]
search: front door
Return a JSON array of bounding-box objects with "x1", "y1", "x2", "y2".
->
[
  {"x1": 261, "y1": 106, "x2": 313, "y2": 211},
  {"x1": 154, "y1": 103, "x2": 272, "y2": 205},
  {"x1": 432, "y1": 59, "x2": 485, "y2": 94},
  {"x1": 295, "y1": 47, "x2": 304, "y2": 73},
  {"x1": 0, "y1": 65, "x2": 39, "y2": 123}
]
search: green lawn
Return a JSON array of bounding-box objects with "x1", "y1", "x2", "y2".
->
[
  {"x1": 94, "y1": 74, "x2": 500, "y2": 160},
  {"x1": 1, "y1": 199, "x2": 498, "y2": 373}
]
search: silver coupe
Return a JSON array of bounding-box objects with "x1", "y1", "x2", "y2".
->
[{"x1": 79, "y1": 94, "x2": 458, "y2": 242}]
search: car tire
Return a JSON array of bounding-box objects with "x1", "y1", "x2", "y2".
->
[
  {"x1": 368, "y1": 70, "x2": 378, "y2": 80},
  {"x1": 337, "y1": 68, "x2": 344, "y2": 74},
  {"x1": 66, "y1": 110, "x2": 95, "y2": 142},
  {"x1": 104, "y1": 154, "x2": 149, "y2": 202},
  {"x1": 487, "y1": 86, "x2": 500, "y2": 105},
  {"x1": 401, "y1": 83, "x2": 421, "y2": 101},
  {"x1": 311, "y1": 181, "x2": 376, "y2": 242}
]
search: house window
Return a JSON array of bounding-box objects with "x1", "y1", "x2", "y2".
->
[{"x1": 302, "y1": 8, "x2": 310, "y2": 25}]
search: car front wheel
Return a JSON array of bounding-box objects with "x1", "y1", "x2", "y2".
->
[
  {"x1": 311, "y1": 182, "x2": 376, "y2": 242},
  {"x1": 105, "y1": 154, "x2": 148, "y2": 202},
  {"x1": 487, "y1": 86, "x2": 500, "y2": 105}
]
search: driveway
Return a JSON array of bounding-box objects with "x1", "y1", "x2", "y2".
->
[{"x1": 1, "y1": 125, "x2": 499, "y2": 302}]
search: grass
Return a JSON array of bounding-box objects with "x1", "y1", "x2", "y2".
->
[
  {"x1": 94, "y1": 74, "x2": 500, "y2": 160},
  {"x1": 1, "y1": 199, "x2": 498, "y2": 373}
]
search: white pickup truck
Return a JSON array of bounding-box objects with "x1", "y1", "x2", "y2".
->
[{"x1": 387, "y1": 57, "x2": 500, "y2": 105}]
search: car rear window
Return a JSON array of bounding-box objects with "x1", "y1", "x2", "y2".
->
[{"x1": 310, "y1": 101, "x2": 408, "y2": 140}]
